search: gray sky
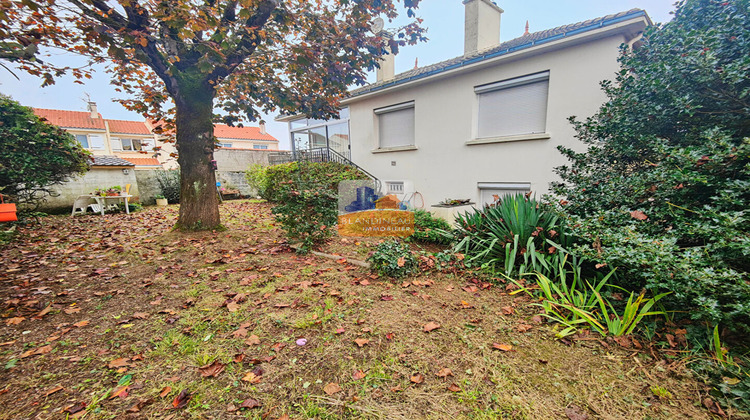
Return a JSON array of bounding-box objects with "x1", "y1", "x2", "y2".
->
[{"x1": 0, "y1": 1, "x2": 677, "y2": 150}]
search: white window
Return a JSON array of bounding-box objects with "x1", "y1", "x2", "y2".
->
[
  {"x1": 253, "y1": 145, "x2": 268, "y2": 150},
  {"x1": 478, "y1": 182, "x2": 531, "y2": 206},
  {"x1": 88, "y1": 134, "x2": 105, "y2": 150},
  {"x1": 140, "y1": 138, "x2": 154, "y2": 151},
  {"x1": 218, "y1": 143, "x2": 233, "y2": 148},
  {"x1": 475, "y1": 71, "x2": 549, "y2": 139},
  {"x1": 375, "y1": 101, "x2": 415, "y2": 149},
  {"x1": 111, "y1": 138, "x2": 122, "y2": 151}
]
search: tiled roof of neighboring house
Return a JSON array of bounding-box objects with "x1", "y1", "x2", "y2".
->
[
  {"x1": 348, "y1": 9, "x2": 647, "y2": 98},
  {"x1": 90, "y1": 156, "x2": 135, "y2": 167},
  {"x1": 214, "y1": 124, "x2": 278, "y2": 141},
  {"x1": 33, "y1": 108, "x2": 106, "y2": 130},
  {"x1": 120, "y1": 157, "x2": 162, "y2": 166},
  {"x1": 108, "y1": 119, "x2": 152, "y2": 135}
]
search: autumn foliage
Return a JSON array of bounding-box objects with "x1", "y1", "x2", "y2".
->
[{"x1": 2, "y1": 0, "x2": 426, "y2": 229}]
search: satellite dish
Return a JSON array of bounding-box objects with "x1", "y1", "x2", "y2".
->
[{"x1": 370, "y1": 17, "x2": 384, "y2": 34}]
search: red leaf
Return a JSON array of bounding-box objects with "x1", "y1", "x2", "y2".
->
[
  {"x1": 240, "y1": 398, "x2": 262, "y2": 409},
  {"x1": 198, "y1": 360, "x2": 226, "y2": 378},
  {"x1": 171, "y1": 389, "x2": 192, "y2": 409},
  {"x1": 630, "y1": 210, "x2": 648, "y2": 220}
]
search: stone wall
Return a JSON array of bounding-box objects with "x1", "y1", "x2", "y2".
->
[
  {"x1": 40, "y1": 168, "x2": 139, "y2": 212},
  {"x1": 134, "y1": 170, "x2": 163, "y2": 205}
]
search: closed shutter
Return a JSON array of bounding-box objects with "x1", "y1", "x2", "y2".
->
[
  {"x1": 88, "y1": 134, "x2": 105, "y2": 150},
  {"x1": 476, "y1": 72, "x2": 549, "y2": 138},
  {"x1": 376, "y1": 102, "x2": 415, "y2": 148}
]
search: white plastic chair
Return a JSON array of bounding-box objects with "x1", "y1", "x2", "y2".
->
[{"x1": 71, "y1": 196, "x2": 94, "y2": 216}]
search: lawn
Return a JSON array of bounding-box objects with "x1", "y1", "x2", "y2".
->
[{"x1": 0, "y1": 201, "x2": 720, "y2": 419}]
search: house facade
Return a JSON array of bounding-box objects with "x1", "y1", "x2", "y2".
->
[{"x1": 339, "y1": 1, "x2": 650, "y2": 215}]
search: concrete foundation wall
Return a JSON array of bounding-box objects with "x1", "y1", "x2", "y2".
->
[{"x1": 40, "y1": 168, "x2": 139, "y2": 212}]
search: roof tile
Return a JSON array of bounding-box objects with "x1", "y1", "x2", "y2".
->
[
  {"x1": 90, "y1": 155, "x2": 135, "y2": 167},
  {"x1": 107, "y1": 119, "x2": 152, "y2": 135},
  {"x1": 33, "y1": 108, "x2": 106, "y2": 130},
  {"x1": 214, "y1": 124, "x2": 278, "y2": 141}
]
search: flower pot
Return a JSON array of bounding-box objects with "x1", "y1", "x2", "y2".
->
[
  {"x1": 107, "y1": 193, "x2": 119, "y2": 196},
  {"x1": 156, "y1": 198, "x2": 168, "y2": 207}
]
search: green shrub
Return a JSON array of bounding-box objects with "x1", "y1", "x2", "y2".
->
[
  {"x1": 368, "y1": 239, "x2": 418, "y2": 278},
  {"x1": 155, "y1": 169, "x2": 181, "y2": 204},
  {"x1": 245, "y1": 164, "x2": 269, "y2": 198},
  {"x1": 449, "y1": 194, "x2": 567, "y2": 277},
  {"x1": 407, "y1": 210, "x2": 451, "y2": 245},
  {"x1": 270, "y1": 161, "x2": 369, "y2": 253},
  {"x1": 552, "y1": 0, "x2": 750, "y2": 331}
]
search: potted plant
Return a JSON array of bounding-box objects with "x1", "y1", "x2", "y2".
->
[
  {"x1": 92, "y1": 188, "x2": 107, "y2": 197},
  {"x1": 106, "y1": 185, "x2": 122, "y2": 196},
  {"x1": 155, "y1": 194, "x2": 168, "y2": 207}
]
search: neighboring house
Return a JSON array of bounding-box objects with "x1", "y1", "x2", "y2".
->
[
  {"x1": 33, "y1": 105, "x2": 162, "y2": 170},
  {"x1": 214, "y1": 122, "x2": 279, "y2": 150},
  {"x1": 326, "y1": 1, "x2": 650, "y2": 216}
]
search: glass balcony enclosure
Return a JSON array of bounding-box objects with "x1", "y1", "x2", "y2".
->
[{"x1": 284, "y1": 108, "x2": 350, "y2": 159}]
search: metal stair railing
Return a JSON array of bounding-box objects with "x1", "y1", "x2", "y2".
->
[{"x1": 267, "y1": 147, "x2": 380, "y2": 186}]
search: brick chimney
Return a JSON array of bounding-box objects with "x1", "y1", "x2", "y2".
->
[
  {"x1": 87, "y1": 101, "x2": 99, "y2": 119},
  {"x1": 259, "y1": 120, "x2": 266, "y2": 135},
  {"x1": 463, "y1": 0, "x2": 503, "y2": 56}
]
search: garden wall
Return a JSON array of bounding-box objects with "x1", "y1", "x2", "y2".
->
[
  {"x1": 38, "y1": 149, "x2": 274, "y2": 212},
  {"x1": 40, "y1": 168, "x2": 139, "y2": 212}
]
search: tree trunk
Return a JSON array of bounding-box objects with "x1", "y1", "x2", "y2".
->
[{"x1": 174, "y1": 89, "x2": 221, "y2": 230}]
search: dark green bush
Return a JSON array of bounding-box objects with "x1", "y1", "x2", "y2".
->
[
  {"x1": 449, "y1": 194, "x2": 567, "y2": 277},
  {"x1": 270, "y1": 161, "x2": 369, "y2": 253},
  {"x1": 368, "y1": 239, "x2": 418, "y2": 278},
  {"x1": 0, "y1": 95, "x2": 90, "y2": 211},
  {"x1": 407, "y1": 210, "x2": 451, "y2": 245},
  {"x1": 552, "y1": 0, "x2": 750, "y2": 332},
  {"x1": 155, "y1": 169, "x2": 181, "y2": 204}
]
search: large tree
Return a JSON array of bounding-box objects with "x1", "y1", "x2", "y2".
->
[
  {"x1": 553, "y1": 0, "x2": 750, "y2": 331},
  {"x1": 2, "y1": 0, "x2": 425, "y2": 229},
  {"x1": 0, "y1": 94, "x2": 90, "y2": 210}
]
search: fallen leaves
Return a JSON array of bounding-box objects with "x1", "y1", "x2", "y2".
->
[
  {"x1": 423, "y1": 322, "x2": 440, "y2": 332},
  {"x1": 109, "y1": 385, "x2": 129, "y2": 400},
  {"x1": 5, "y1": 317, "x2": 24, "y2": 325},
  {"x1": 323, "y1": 382, "x2": 341, "y2": 395},
  {"x1": 20, "y1": 344, "x2": 52, "y2": 358},
  {"x1": 159, "y1": 386, "x2": 172, "y2": 398},
  {"x1": 107, "y1": 358, "x2": 130, "y2": 369},
  {"x1": 198, "y1": 360, "x2": 226, "y2": 378},
  {"x1": 630, "y1": 210, "x2": 648, "y2": 221},
  {"x1": 241, "y1": 372, "x2": 262, "y2": 384},
  {"x1": 447, "y1": 383, "x2": 461, "y2": 392},
  {"x1": 410, "y1": 373, "x2": 424, "y2": 384},
  {"x1": 492, "y1": 343, "x2": 513, "y2": 352},
  {"x1": 43, "y1": 385, "x2": 64, "y2": 396},
  {"x1": 245, "y1": 334, "x2": 261, "y2": 346},
  {"x1": 171, "y1": 389, "x2": 192, "y2": 409},
  {"x1": 72, "y1": 320, "x2": 89, "y2": 328},
  {"x1": 240, "y1": 398, "x2": 262, "y2": 409},
  {"x1": 436, "y1": 368, "x2": 453, "y2": 378},
  {"x1": 354, "y1": 338, "x2": 369, "y2": 347}
]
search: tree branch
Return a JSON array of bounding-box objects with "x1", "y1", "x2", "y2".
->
[{"x1": 207, "y1": 0, "x2": 278, "y2": 84}]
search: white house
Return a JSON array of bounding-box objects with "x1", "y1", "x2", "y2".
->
[{"x1": 338, "y1": 1, "x2": 651, "y2": 217}]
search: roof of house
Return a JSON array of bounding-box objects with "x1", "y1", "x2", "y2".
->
[
  {"x1": 108, "y1": 119, "x2": 152, "y2": 135},
  {"x1": 348, "y1": 9, "x2": 648, "y2": 98},
  {"x1": 33, "y1": 108, "x2": 106, "y2": 130},
  {"x1": 120, "y1": 157, "x2": 162, "y2": 166},
  {"x1": 214, "y1": 124, "x2": 278, "y2": 142},
  {"x1": 90, "y1": 156, "x2": 135, "y2": 167}
]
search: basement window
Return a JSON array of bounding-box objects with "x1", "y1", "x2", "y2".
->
[{"x1": 478, "y1": 182, "x2": 531, "y2": 206}]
